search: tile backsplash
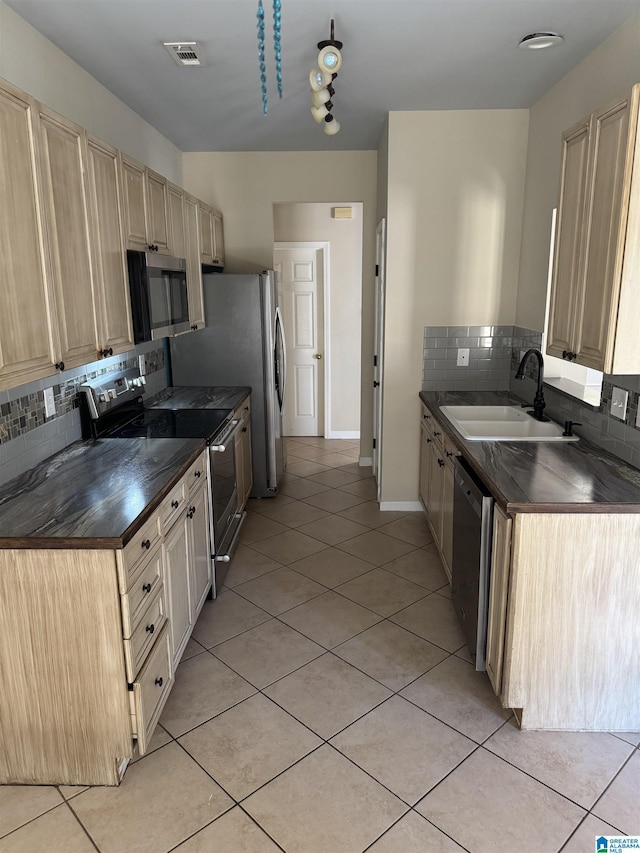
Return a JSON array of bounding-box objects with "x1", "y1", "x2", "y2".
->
[
  {"x1": 424, "y1": 324, "x2": 640, "y2": 470},
  {"x1": 0, "y1": 341, "x2": 167, "y2": 487}
]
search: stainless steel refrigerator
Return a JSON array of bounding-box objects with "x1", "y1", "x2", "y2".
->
[{"x1": 169, "y1": 271, "x2": 286, "y2": 497}]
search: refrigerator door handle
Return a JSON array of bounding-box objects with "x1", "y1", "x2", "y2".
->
[{"x1": 274, "y1": 306, "x2": 286, "y2": 414}]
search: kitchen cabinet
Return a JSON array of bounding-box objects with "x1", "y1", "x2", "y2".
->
[
  {"x1": 418, "y1": 402, "x2": 456, "y2": 580},
  {"x1": 199, "y1": 202, "x2": 225, "y2": 267},
  {"x1": 168, "y1": 183, "x2": 186, "y2": 260},
  {"x1": 0, "y1": 447, "x2": 210, "y2": 785},
  {"x1": 485, "y1": 504, "x2": 512, "y2": 697},
  {"x1": 86, "y1": 136, "x2": 134, "y2": 357},
  {"x1": 184, "y1": 194, "x2": 206, "y2": 329},
  {"x1": 235, "y1": 395, "x2": 253, "y2": 511},
  {"x1": 548, "y1": 84, "x2": 640, "y2": 374},
  {"x1": 0, "y1": 79, "x2": 58, "y2": 390},
  {"x1": 121, "y1": 155, "x2": 170, "y2": 253},
  {"x1": 37, "y1": 107, "x2": 102, "y2": 370},
  {"x1": 162, "y1": 451, "x2": 211, "y2": 668}
]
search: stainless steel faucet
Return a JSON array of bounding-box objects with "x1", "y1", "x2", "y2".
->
[{"x1": 515, "y1": 348, "x2": 548, "y2": 422}]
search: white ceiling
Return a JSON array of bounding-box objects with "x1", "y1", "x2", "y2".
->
[{"x1": 5, "y1": 0, "x2": 639, "y2": 151}]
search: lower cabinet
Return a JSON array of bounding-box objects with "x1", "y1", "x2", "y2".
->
[
  {"x1": 419, "y1": 402, "x2": 456, "y2": 580},
  {"x1": 0, "y1": 449, "x2": 211, "y2": 786}
]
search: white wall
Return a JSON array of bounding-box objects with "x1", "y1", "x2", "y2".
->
[
  {"x1": 516, "y1": 13, "x2": 640, "y2": 331},
  {"x1": 380, "y1": 109, "x2": 530, "y2": 503},
  {"x1": 0, "y1": 0, "x2": 182, "y2": 183},
  {"x1": 273, "y1": 203, "x2": 363, "y2": 435},
  {"x1": 182, "y1": 151, "x2": 377, "y2": 453}
]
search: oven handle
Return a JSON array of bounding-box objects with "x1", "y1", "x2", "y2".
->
[
  {"x1": 215, "y1": 511, "x2": 246, "y2": 562},
  {"x1": 210, "y1": 419, "x2": 241, "y2": 452}
]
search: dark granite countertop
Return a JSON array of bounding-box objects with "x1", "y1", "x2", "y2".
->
[
  {"x1": 0, "y1": 437, "x2": 206, "y2": 548},
  {"x1": 149, "y1": 386, "x2": 251, "y2": 412},
  {"x1": 419, "y1": 390, "x2": 640, "y2": 512}
]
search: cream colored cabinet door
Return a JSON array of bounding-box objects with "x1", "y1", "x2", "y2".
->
[
  {"x1": 427, "y1": 438, "x2": 444, "y2": 548},
  {"x1": 163, "y1": 510, "x2": 192, "y2": 667},
  {"x1": 576, "y1": 95, "x2": 632, "y2": 370},
  {"x1": 168, "y1": 184, "x2": 186, "y2": 260},
  {"x1": 121, "y1": 155, "x2": 148, "y2": 251},
  {"x1": 419, "y1": 423, "x2": 431, "y2": 511},
  {"x1": 187, "y1": 482, "x2": 211, "y2": 622},
  {"x1": 184, "y1": 194, "x2": 205, "y2": 329},
  {"x1": 38, "y1": 107, "x2": 101, "y2": 369},
  {"x1": 486, "y1": 505, "x2": 512, "y2": 698},
  {"x1": 212, "y1": 210, "x2": 225, "y2": 266},
  {"x1": 199, "y1": 203, "x2": 214, "y2": 264},
  {"x1": 547, "y1": 119, "x2": 591, "y2": 363},
  {"x1": 146, "y1": 169, "x2": 170, "y2": 252},
  {"x1": 0, "y1": 81, "x2": 58, "y2": 390},
  {"x1": 86, "y1": 137, "x2": 134, "y2": 356}
]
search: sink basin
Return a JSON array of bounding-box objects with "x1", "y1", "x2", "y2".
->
[{"x1": 438, "y1": 405, "x2": 579, "y2": 442}]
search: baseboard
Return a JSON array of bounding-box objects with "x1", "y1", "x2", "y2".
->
[
  {"x1": 326, "y1": 430, "x2": 360, "y2": 439},
  {"x1": 379, "y1": 501, "x2": 423, "y2": 512}
]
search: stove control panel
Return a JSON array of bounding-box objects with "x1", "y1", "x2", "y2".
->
[{"x1": 79, "y1": 368, "x2": 145, "y2": 420}]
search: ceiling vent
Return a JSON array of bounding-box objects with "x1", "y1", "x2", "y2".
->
[{"x1": 163, "y1": 42, "x2": 206, "y2": 67}]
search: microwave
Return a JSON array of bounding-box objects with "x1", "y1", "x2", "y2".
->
[{"x1": 127, "y1": 250, "x2": 190, "y2": 343}]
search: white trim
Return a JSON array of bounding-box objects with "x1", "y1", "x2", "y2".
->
[
  {"x1": 359, "y1": 456, "x2": 372, "y2": 467},
  {"x1": 379, "y1": 501, "x2": 423, "y2": 512},
  {"x1": 327, "y1": 430, "x2": 360, "y2": 439},
  {"x1": 274, "y1": 241, "x2": 330, "y2": 438}
]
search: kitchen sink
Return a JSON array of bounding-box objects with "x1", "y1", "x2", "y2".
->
[{"x1": 438, "y1": 405, "x2": 580, "y2": 442}]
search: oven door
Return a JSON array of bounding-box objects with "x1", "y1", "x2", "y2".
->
[{"x1": 209, "y1": 418, "x2": 244, "y2": 576}]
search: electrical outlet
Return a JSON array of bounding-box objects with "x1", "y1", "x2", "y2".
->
[
  {"x1": 457, "y1": 348, "x2": 470, "y2": 367},
  {"x1": 610, "y1": 386, "x2": 628, "y2": 420},
  {"x1": 636, "y1": 407, "x2": 640, "y2": 429},
  {"x1": 138, "y1": 354, "x2": 146, "y2": 376},
  {"x1": 44, "y1": 387, "x2": 56, "y2": 418}
]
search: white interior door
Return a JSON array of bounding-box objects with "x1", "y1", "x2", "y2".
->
[
  {"x1": 274, "y1": 247, "x2": 324, "y2": 436},
  {"x1": 373, "y1": 219, "x2": 386, "y2": 495}
]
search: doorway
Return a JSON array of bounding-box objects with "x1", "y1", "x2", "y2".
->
[
  {"x1": 373, "y1": 218, "x2": 386, "y2": 498},
  {"x1": 274, "y1": 244, "x2": 327, "y2": 436}
]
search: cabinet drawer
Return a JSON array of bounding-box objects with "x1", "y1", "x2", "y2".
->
[
  {"x1": 160, "y1": 479, "x2": 187, "y2": 532},
  {"x1": 120, "y1": 513, "x2": 161, "y2": 590},
  {"x1": 131, "y1": 624, "x2": 173, "y2": 756},
  {"x1": 123, "y1": 587, "x2": 166, "y2": 682},
  {"x1": 120, "y1": 543, "x2": 163, "y2": 635},
  {"x1": 185, "y1": 450, "x2": 207, "y2": 495}
]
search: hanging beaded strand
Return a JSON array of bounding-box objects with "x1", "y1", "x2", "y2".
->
[
  {"x1": 273, "y1": 0, "x2": 282, "y2": 98},
  {"x1": 257, "y1": 0, "x2": 268, "y2": 114}
]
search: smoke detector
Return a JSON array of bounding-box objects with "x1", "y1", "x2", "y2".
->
[{"x1": 163, "y1": 42, "x2": 206, "y2": 66}]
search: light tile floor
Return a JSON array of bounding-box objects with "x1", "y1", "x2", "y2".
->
[{"x1": 1, "y1": 437, "x2": 638, "y2": 853}]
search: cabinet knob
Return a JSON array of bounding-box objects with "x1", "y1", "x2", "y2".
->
[
  {"x1": 562, "y1": 350, "x2": 577, "y2": 361},
  {"x1": 438, "y1": 458, "x2": 445, "y2": 467},
  {"x1": 55, "y1": 361, "x2": 65, "y2": 371},
  {"x1": 187, "y1": 506, "x2": 196, "y2": 519},
  {"x1": 191, "y1": 324, "x2": 198, "y2": 331},
  {"x1": 434, "y1": 431, "x2": 441, "y2": 437},
  {"x1": 242, "y1": 427, "x2": 247, "y2": 433},
  {"x1": 446, "y1": 451, "x2": 454, "y2": 458},
  {"x1": 171, "y1": 500, "x2": 179, "y2": 509},
  {"x1": 194, "y1": 470, "x2": 201, "y2": 478},
  {"x1": 146, "y1": 623, "x2": 155, "y2": 634},
  {"x1": 154, "y1": 677, "x2": 163, "y2": 687},
  {"x1": 141, "y1": 539, "x2": 151, "y2": 550},
  {"x1": 142, "y1": 583, "x2": 152, "y2": 594}
]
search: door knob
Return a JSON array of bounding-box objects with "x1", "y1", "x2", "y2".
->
[{"x1": 313, "y1": 353, "x2": 322, "y2": 359}]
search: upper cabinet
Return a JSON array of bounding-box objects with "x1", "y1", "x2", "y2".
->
[
  {"x1": 184, "y1": 195, "x2": 206, "y2": 329},
  {"x1": 167, "y1": 184, "x2": 186, "y2": 261},
  {"x1": 0, "y1": 81, "x2": 58, "y2": 390},
  {"x1": 121, "y1": 155, "x2": 170, "y2": 253},
  {"x1": 548, "y1": 84, "x2": 640, "y2": 374},
  {"x1": 199, "y1": 203, "x2": 225, "y2": 267}
]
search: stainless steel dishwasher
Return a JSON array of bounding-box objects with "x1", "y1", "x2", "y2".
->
[{"x1": 451, "y1": 457, "x2": 495, "y2": 671}]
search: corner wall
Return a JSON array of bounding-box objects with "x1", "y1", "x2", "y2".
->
[{"x1": 380, "y1": 109, "x2": 529, "y2": 504}]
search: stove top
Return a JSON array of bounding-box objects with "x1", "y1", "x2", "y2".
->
[{"x1": 104, "y1": 408, "x2": 232, "y2": 442}]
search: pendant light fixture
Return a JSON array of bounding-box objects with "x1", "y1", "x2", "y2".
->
[{"x1": 308, "y1": 19, "x2": 343, "y2": 136}]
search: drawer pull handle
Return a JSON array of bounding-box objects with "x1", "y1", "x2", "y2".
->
[
  {"x1": 142, "y1": 583, "x2": 152, "y2": 594},
  {"x1": 146, "y1": 623, "x2": 155, "y2": 634},
  {"x1": 187, "y1": 506, "x2": 196, "y2": 519},
  {"x1": 194, "y1": 470, "x2": 202, "y2": 478},
  {"x1": 142, "y1": 539, "x2": 151, "y2": 550},
  {"x1": 446, "y1": 451, "x2": 454, "y2": 457},
  {"x1": 154, "y1": 677, "x2": 163, "y2": 687},
  {"x1": 171, "y1": 500, "x2": 179, "y2": 509},
  {"x1": 434, "y1": 431, "x2": 441, "y2": 437}
]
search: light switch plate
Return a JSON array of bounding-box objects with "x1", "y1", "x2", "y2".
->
[
  {"x1": 457, "y1": 348, "x2": 470, "y2": 367},
  {"x1": 610, "y1": 386, "x2": 628, "y2": 420},
  {"x1": 44, "y1": 387, "x2": 56, "y2": 418}
]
